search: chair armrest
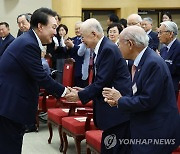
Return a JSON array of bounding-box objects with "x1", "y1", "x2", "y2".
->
[
  {"x1": 85, "y1": 113, "x2": 94, "y2": 131},
  {"x1": 76, "y1": 108, "x2": 93, "y2": 115}
]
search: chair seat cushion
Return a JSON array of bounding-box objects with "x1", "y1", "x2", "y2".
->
[
  {"x1": 85, "y1": 130, "x2": 103, "y2": 152},
  {"x1": 62, "y1": 116, "x2": 96, "y2": 134},
  {"x1": 48, "y1": 108, "x2": 69, "y2": 124}
]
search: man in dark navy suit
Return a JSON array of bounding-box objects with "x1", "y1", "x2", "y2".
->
[
  {"x1": 0, "y1": 22, "x2": 14, "y2": 56},
  {"x1": 158, "y1": 21, "x2": 180, "y2": 98},
  {"x1": 103, "y1": 25, "x2": 180, "y2": 154},
  {"x1": 66, "y1": 18, "x2": 132, "y2": 154},
  {"x1": 0, "y1": 8, "x2": 70, "y2": 154},
  {"x1": 141, "y1": 17, "x2": 159, "y2": 51}
]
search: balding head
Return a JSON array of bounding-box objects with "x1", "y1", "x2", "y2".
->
[
  {"x1": 127, "y1": 14, "x2": 142, "y2": 27},
  {"x1": 81, "y1": 18, "x2": 104, "y2": 36},
  {"x1": 119, "y1": 25, "x2": 149, "y2": 60},
  {"x1": 80, "y1": 18, "x2": 104, "y2": 49}
]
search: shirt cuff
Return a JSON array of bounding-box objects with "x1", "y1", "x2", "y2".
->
[{"x1": 61, "y1": 87, "x2": 67, "y2": 97}]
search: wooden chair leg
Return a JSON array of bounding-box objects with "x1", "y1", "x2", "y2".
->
[
  {"x1": 58, "y1": 125, "x2": 63, "y2": 152},
  {"x1": 62, "y1": 131, "x2": 68, "y2": 154},
  {"x1": 48, "y1": 122, "x2": 53, "y2": 144},
  {"x1": 74, "y1": 137, "x2": 82, "y2": 154},
  {"x1": 86, "y1": 145, "x2": 91, "y2": 154}
]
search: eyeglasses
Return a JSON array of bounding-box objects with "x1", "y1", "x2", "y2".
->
[{"x1": 157, "y1": 31, "x2": 170, "y2": 35}]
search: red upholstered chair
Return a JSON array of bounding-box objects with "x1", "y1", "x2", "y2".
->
[
  {"x1": 47, "y1": 101, "x2": 93, "y2": 152},
  {"x1": 86, "y1": 130, "x2": 102, "y2": 154},
  {"x1": 44, "y1": 53, "x2": 52, "y2": 68},
  {"x1": 62, "y1": 112, "x2": 98, "y2": 154},
  {"x1": 172, "y1": 146, "x2": 180, "y2": 154}
]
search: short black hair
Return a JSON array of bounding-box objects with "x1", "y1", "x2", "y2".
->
[
  {"x1": 119, "y1": 18, "x2": 127, "y2": 28},
  {"x1": 30, "y1": 7, "x2": 57, "y2": 29},
  {"x1": 55, "y1": 13, "x2": 61, "y2": 22},
  {"x1": 17, "y1": 13, "x2": 31, "y2": 23},
  {"x1": 108, "y1": 13, "x2": 119, "y2": 23},
  {"x1": 0, "y1": 22, "x2": 9, "y2": 28},
  {"x1": 57, "y1": 24, "x2": 68, "y2": 35},
  {"x1": 161, "y1": 11, "x2": 172, "y2": 21},
  {"x1": 107, "y1": 23, "x2": 123, "y2": 34}
]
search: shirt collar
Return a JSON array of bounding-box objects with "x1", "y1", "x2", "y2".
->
[
  {"x1": 94, "y1": 36, "x2": 104, "y2": 55},
  {"x1": 166, "y1": 38, "x2": 176, "y2": 51},
  {"x1": 134, "y1": 46, "x2": 148, "y2": 67},
  {"x1": 32, "y1": 29, "x2": 44, "y2": 51},
  {"x1": 146, "y1": 29, "x2": 152, "y2": 35},
  {"x1": 2, "y1": 37, "x2": 6, "y2": 40}
]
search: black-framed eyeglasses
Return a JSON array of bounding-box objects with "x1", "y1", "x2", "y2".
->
[{"x1": 157, "y1": 31, "x2": 170, "y2": 35}]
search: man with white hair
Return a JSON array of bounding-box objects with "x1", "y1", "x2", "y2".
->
[
  {"x1": 141, "y1": 17, "x2": 159, "y2": 51},
  {"x1": 158, "y1": 21, "x2": 180, "y2": 98},
  {"x1": 66, "y1": 18, "x2": 132, "y2": 153},
  {"x1": 103, "y1": 25, "x2": 180, "y2": 154}
]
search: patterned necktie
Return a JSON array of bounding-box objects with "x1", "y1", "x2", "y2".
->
[{"x1": 131, "y1": 65, "x2": 136, "y2": 81}]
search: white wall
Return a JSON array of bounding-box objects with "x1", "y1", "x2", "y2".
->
[{"x1": 0, "y1": 0, "x2": 52, "y2": 37}]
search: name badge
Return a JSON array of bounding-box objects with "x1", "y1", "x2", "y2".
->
[{"x1": 132, "y1": 83, "x2": 137, "y2": 95}]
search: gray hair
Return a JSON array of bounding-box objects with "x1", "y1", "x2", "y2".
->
[
  {"x1": 160, "y1": 21, "x2": 178, "y2": 36},
  {"x1": 81, "y1": 18, "x2": 104, "y2": 35},
  {"x1": 121, "y1": 25, "x2": 149, "y2": 47},
  {"x1": 143, "y1": 17, "x2": 153, "y2": 24}
]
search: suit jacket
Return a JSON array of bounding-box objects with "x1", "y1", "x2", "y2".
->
[
  {"x1": 69, "y1": 36, "x2": 84, "y2": 78},
  {"x1": 0, "y1": 29, "x2": 65, "y2": 124},
  {"x1": 118, "y1": 47, "x2": 180, "y2": 153},
  {"x1": 160, "y1": 39, "x2": 180, "y2": 92},
  {"x1": 78, "y1": 37, "x2": 132, "y2": 130},
  {"x1": 148, "y1": 31, "x2": 159, "y2": 51},
  {"x1": 0, "y1": 33, "x2": 15, "y2": 56}
]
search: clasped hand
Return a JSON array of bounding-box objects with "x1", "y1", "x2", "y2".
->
[
  {"x1": 65, "y1": 86, "x2": 84, "y2": 102},
  {"x1": 102, "y1": 87, "x2": 122, "y2": 107}
]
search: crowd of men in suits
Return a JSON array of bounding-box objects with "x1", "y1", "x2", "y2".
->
[{"x1": 0, "y1": 8, "x2": 179, "y2": 154}]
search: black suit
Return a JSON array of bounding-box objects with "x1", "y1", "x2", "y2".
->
[{"x1": 0, "y1": 33, "x2": 14, "y2": 56}]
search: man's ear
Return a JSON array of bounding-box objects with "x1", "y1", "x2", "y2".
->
[{"x1": 37, "y1": 23, "x2": 43, "y2": 32}]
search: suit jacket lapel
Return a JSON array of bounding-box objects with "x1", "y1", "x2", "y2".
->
[
  {"x1": 166, "y1": 39, "x2": 178, "y2": 59},
  {"x1": 133, "y1": 48, "x2": 150, "y2": 83}
]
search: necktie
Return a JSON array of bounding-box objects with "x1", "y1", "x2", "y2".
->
[
  {"x1": 131, "y1": 65, "x2": 136, "y2": 81},
  {"x1": 161, "y1": 47, "x2": 168, "y2": 59}
]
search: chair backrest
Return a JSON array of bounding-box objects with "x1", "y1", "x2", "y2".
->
[
  {"x1": 62, "y1": 58, "x2": 75, "y2": 87},
  {"x1": 45, "y1": 53, "x2": 52, "y2": 68}
]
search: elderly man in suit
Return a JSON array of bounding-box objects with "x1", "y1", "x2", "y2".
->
[
  {"x1": 158, "y1": 21, "x2": 180, "y2": 98},
  {"x1": 141, "y1": 17, "x2": 159, "y2": 51},
  {"x1": 0, "y1": 8, "x2": 70, "y2": 154},
  {"x1": 65, "y1": 18, "x2": 132, "y2": 154},
  {"x1": 0, "y1": 22, "x2": 14, "y2": 56},
  {"x1": 102, "y1": 25, "x2": 180, "y2": 154}
]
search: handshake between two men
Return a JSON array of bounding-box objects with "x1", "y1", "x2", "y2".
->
[{"x1": 65, "y1": 86, "x2": 122, "y2": 108}]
